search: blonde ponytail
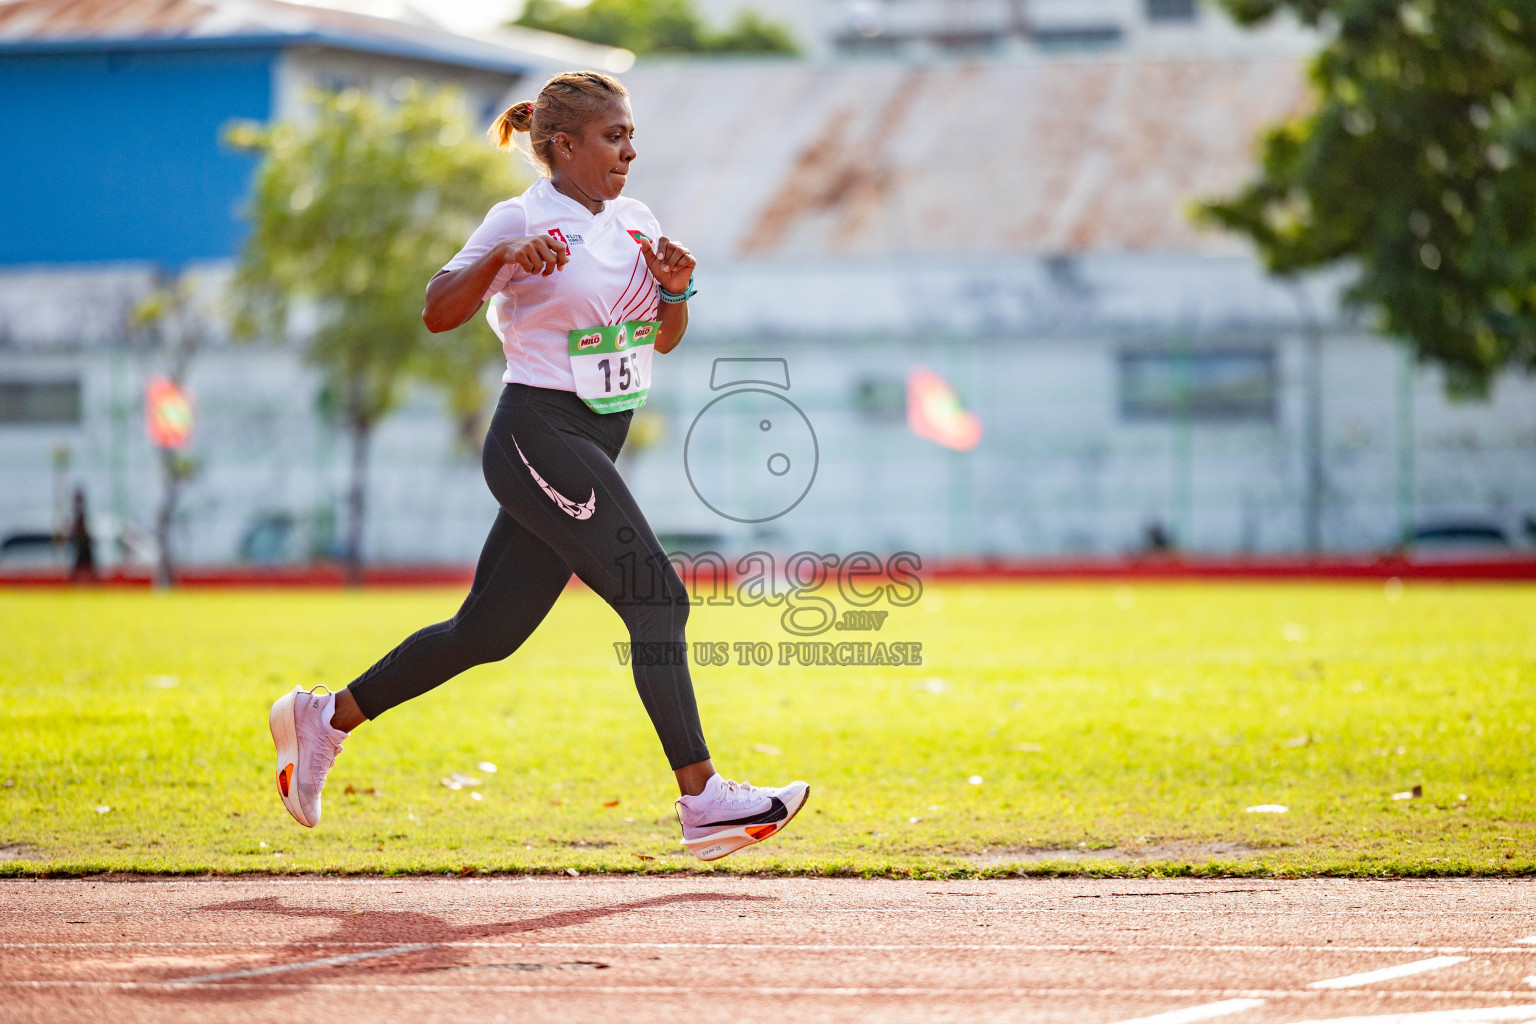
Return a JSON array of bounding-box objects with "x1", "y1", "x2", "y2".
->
[{"x1": 490, "y1": 99, "x2": 537, "y2": 149}]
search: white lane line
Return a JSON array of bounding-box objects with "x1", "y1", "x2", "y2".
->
[
  {"x1": 1281, "y1": 1006, "x2": 1536, "y2": 1024},
  {"x1": 1308, "y1": 956, "x2": 1470, "y2": 990},
  {"x1": 166, "y1": 943, "x2": 434, "y2": 984},
  {"x1": 1518, "y1": 936, "x2": 1536, "y2": 945},
  {"x1": 1100, "y1": 999, "x2": 1267, "y2": 1024},
  {"x1": 12, "y1": 914, "x2": 1536, "y2": 921},
  {"x1": 13, "y1": 983, "x2": 1536, "y2": 999}
]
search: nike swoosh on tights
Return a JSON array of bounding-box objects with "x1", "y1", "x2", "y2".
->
[
  {"x1": 512, "y1": 436, "x2": 596, "y2": 520},
  {"x1": 696, "y1": 796, "x2": 788, "y2": 829}
]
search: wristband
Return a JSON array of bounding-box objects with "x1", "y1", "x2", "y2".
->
[{"x1": 659, "y1": 275, "x2": 696, "y2": 304}]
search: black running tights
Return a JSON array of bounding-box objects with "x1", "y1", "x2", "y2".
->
[{"x1": 345, "y1": 383, "x2": 710, "y2": 770}]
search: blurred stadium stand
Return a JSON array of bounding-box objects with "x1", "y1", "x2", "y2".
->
[
  {"x1": 616, "y1": 58, "x2": 1536, "y2": 560},
  {"x1": 1, "y1": 2, "x2": 1533, "y2": 568},
  {"x1": 0, "y1": 0, "x2": 623, "y2": 568},
  {"x1": 695, "y1": 0, "x2": 1319, "y2": 60}
]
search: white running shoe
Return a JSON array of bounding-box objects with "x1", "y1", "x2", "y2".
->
[
  {"x1": 269, "y1": 685, "x2": 348, "y2": 828},
  {"x1": 675, "y1": 774, "x2": 811, "y2": 862}
]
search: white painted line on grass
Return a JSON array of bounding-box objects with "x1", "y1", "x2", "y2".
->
[
  {"x1": 1308, "y1": 956, "x2": 1470, "y2": 990},
  {"x1": 1100, "y1": 998, "x2": 1267, "y2": 1024},
  {"x1": 1517, "y1": 937, "x2": 1536, "y2": 945},
  {"x1": 166, "y1": 943, "x2": 435, "y2": 984}
]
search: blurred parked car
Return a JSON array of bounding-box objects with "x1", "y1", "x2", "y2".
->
[
  {"x1": 1393, "y1": 518, "x2": 1536, "y2": 561},
  {"x1": 0, "y1": 531, "x2": 62, "y2": 567}
]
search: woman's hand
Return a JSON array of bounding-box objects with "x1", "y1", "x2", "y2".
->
[
  {"x1": 423, "y1": 234, "x2": 566, "y2": 332},
  {"x1": 497, "y1": 235, "x2": 569, "y2": 277},
  {"x1": 642, "y1": 236, "x2": 696, "y2": 294}
]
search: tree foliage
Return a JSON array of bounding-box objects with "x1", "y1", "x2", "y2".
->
[
  {"x1": 1203, "y1": 0, "x2": 1536, "y2": 392},
  {"x1": 514, "y1": 0, "x2": 798, "y2": 55},
  {"x1": 227, "y1": 83, "x2": 522, "y2": 573},
  {"x1": 128, "y1": 273, "x2": 208, "y2": 587}
]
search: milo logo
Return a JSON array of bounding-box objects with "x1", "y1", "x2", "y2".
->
[
  {"x1": 577, "y1": 332, "x2": 603, "y2": 351},
  {"x1": 633, "y1": 324, "x2": 654, "y2": 342},
  {"x1": 615, "y1": 326, "x2": 628, "y2": 350}
]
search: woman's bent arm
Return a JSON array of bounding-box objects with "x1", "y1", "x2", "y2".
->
[
  {"x1": 642, "y1": 235, "x2": 696, "y2": 355},
  {"x1": 422, "y1": 236, "x2": 568, "y2": 333},
  {"x1": 655, "y1": 299, "x2": 688, "y2": 354}
]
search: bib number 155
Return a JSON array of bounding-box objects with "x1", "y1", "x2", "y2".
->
[
  {"x1": 598, "y1": 351, "x2": 644, "y2": 393},
  {"x1": 567, "y1": 319, "x2": 658, "y2": 414}
]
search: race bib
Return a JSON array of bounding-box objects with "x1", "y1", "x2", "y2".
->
[{"x1": 568, "y1": 320, "x2": 659, "y2": 414}]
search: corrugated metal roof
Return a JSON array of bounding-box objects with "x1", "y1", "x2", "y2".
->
[
  {"x1": 622, "y1": 57, "x2": 1310, "y2": 258},
  {"x1": 0, "y1": 0, "x2": 592, "y2": 73}
]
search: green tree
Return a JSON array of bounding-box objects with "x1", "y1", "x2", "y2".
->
[
  {"x1": 128, "y1": 272, "x2": 207, "y2": 589},
  {"x1": 701, "y1": 10, "x2": 798, "y2": 53},
  {"x1": 1202, "y1": 0, "x2": 1536, "y2": 393},
  {"x1": 227, "y1": 83, "x2": 521, "y2": 582},
  {"x1": 514, "y1": 0, "x2": 798, "y2": 55}
]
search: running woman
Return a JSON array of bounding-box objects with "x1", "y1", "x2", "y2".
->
[{"x1": 268, "y1": 71, "x2": 809, "y2": 862}]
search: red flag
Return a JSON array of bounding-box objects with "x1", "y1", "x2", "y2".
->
[
  {"x1": 906, "y1": 367, "x2": 981, "y2": 451},
  {"x1": 146, "y1": 377, "x2": 193, "y2": 449}
]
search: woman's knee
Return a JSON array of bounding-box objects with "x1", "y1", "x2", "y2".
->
[
  {"x1": 656, "y1": 561, "x2": 692, "y2": 627},
  {"x1": 613, "y1": 562, "x2": 691, "y2": 637},
  {"x1": 446, "y1": 614, "x2": 519, "y2": 665}
]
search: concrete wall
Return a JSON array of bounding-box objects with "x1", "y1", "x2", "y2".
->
[
  {"x1": 3, "y1": 268, "x2": 1532, "y2": 567},
  {"x1": 0, "y1": 340, "x2": 502, "y2": 567},
  {"x1": 625, "y1": 328, "x2": 1536, "y2": 558},
  {"x1": 689, "y1": 0, "x2": 1318, "y2": 59}
]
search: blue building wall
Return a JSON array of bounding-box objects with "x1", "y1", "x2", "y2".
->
[{"x1": 0, "y1": 46, "x2": 275, "y2": 267}]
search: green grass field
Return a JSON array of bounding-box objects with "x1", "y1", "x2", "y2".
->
[{"x1": 1, "y1": 581, "x2": 1533, "y2": 877}]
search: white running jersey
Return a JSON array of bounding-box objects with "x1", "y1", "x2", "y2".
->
[{"x1": 443, "y1": 177, "x2": 664, "y2": 391}]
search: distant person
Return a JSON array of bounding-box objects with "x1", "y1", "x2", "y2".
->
[
  {"x1": 66, "y1": 487, "x2": 96, "y2": 582},
  {"x1": 1144, "y1": 520, "x2": 1173, "y2": 554},
  {"x1": 267, "y1": 71, "x2": 809, "y2": 862}
]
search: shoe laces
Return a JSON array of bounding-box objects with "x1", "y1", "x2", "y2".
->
[
  {"x1": 308, "y1": 734, "x2": 343, "y2": 790},
  {"x1": 714, "y1": 778, "x2": 762, "y2": 808},
  {"x1": 303, "y1": 687, "x2": 344, "y2": 790}
]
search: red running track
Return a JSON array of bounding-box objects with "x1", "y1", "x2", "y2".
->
[{"x1": 6, "y1": 876, "x2": 1536, "y2": 1024}]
